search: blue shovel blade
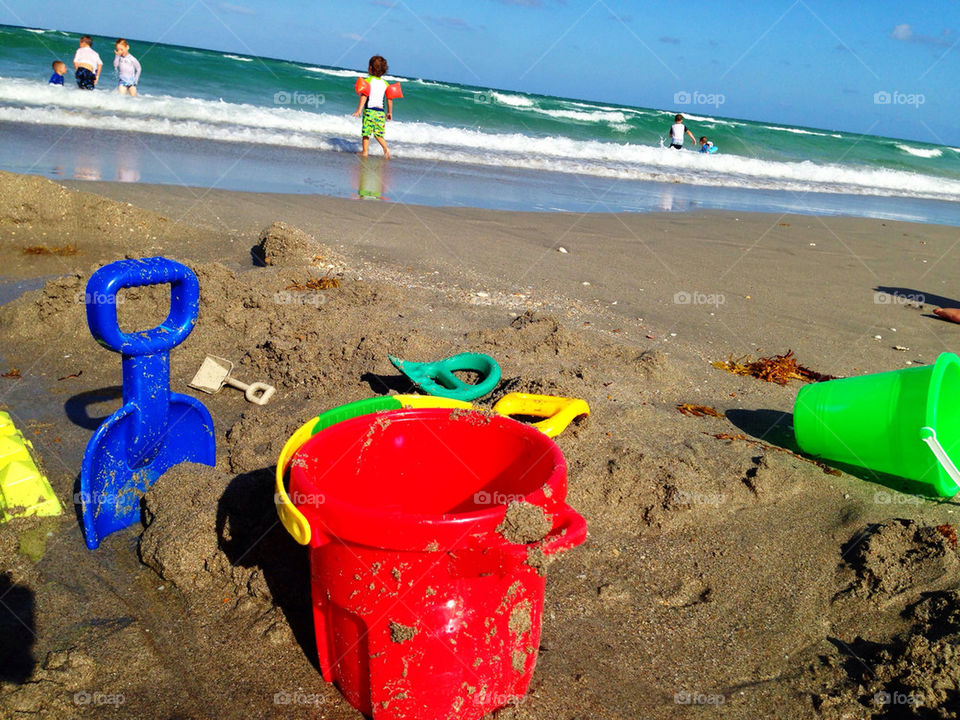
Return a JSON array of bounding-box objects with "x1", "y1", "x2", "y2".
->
[{"x1": 80, "y1": 393, "x2": 215, "y2": 550}]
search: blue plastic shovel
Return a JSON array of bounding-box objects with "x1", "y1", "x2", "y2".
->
[{"x1": 79, "y1": 257, "x2": 215, "y2": 550}]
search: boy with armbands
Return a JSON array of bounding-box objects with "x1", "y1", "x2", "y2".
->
[{"x1": 352, "y1": 55, "x2": 402, "y2": 159}]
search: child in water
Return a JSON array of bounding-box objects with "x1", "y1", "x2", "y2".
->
[
  {"x1": 113, "y1": 39, "x2": 141, "y2": 96},
  {"x1": 72, "y1": 35, "x2": 102, "y2": 90},
  {"x1": 699, "y1": 136, "x2": 715, "y2": 153},
  {"x1": 352, "y1": 55, "x2": 393, "y2": 159},
  {"x1": 669, "y1": 114, "x2": 696, "y2": 149},
  {"x1": 48, "y1": 60, "x2": 66, "y2": 85}
]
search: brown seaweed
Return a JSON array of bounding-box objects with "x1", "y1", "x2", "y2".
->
[{"x1": 711, "y1": 350, "x2": 837, "y2": 385}]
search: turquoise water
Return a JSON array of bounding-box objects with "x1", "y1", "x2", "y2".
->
[{"x1": 1, "y1": 23, "x2": 958, "y2": 209}]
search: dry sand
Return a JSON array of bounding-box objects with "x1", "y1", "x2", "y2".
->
[{"x1": 1, "y1": 169, "x2": 960, "y2": 719}]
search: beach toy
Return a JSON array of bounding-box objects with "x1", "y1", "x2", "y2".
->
[
  {"x1": 189, "y1": 355, "x2": 276, "y2": 406},
  {"x1": 275, "y1": 392, "x2": 588, "y2": 544},
  {"x1": 80, "y1": 258, "x2": 216, "y2": 549},
  {"x1": 794, "y1": 352, "x2": 960, "y2": 497},
  {"x1": 354, "y1": 76, "x2": 403, "y2": 99},
  {"x1": 287, "y1": 407, "x2": 586, "y2": 720},
  {"x1": 275, "y1": 394, "x2": 470, "y2": 544},
  {"x1": 493, "y1": 393, "x2": 590, "y2": 437},
  {"x1": 388, "y1": 352, "x2": 501, "y2": 401},
  {"x1": 0, "y1": 411, "x2": 61, "y2": 522}
]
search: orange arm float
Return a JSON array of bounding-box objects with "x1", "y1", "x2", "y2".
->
[
  {"x1": 386, "y1": 82, "x2": 403, "y2": 99},
  {"x1": 355, "y1": 77, "x2": 370, "y2": 96}
]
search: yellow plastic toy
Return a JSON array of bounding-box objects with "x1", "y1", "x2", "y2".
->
[
  {"x1": 0, "y1": 411, "x2": 62, "y2": 523},
  {"x1": 492, "y1": 393, "x2": 591, "y2": 438},
  {"x1": 275, "y1": 393, "x2": 590, "y2": 545}
]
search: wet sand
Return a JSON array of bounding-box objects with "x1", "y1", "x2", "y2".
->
[{"x1": 2, "y1": 169, "x2": 960, "y2": 719}]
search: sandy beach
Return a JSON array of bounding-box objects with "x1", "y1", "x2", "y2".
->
[{"x1": 2, "y1": 168, "x2": 960, "y2": 719}]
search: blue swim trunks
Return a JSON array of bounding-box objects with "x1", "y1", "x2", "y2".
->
[{"x1": 75, "y1": 67, "x2": 96, "y2": 90}]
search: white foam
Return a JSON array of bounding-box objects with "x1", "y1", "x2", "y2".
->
[
  {"x1": 677, "y1": 113, "x2": 738, "y2": 127},
  {"x1": 489, "y1": 91, "x2": 534, "y2": 107},
  {"x1": 223, "y1": 54, "x2": 253, "y2": 62},
  {"x1": 532, "y1": 107, "x2": 628, "y2": 124},
  {"x1": 763, "y1": 125, "x2": 842, "y2": 138},
  {"x1": 485, "y1": 92, "x2": 628, "y2": 124},
  {"x1": 23, "y1": 28, "x2": 46, "y2": 34},
  {"x1": 896, "y1": 144, "x2": 943, "y2": 159},
  {"x1": 304, "y1": 66, "x2": 361, "y2": 78},
  {"x1": 0, "y1": 77, "x2": 957, "y2": 202}
]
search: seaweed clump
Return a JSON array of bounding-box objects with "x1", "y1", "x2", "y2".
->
[{"x1": 711, "y1": 350, "x2": 836, "y2": 385}]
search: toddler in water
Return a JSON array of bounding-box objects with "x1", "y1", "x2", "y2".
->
[
  {"x1": 352, "y1": 55, "x2": 393, "y2": 159},
  {"x1": 113, "y1": 39, "x2": 141, "y2": 96},
  {"x1": 699, "y1": 136, "x2": 715, "y2": 153},
  {"x1": 72, "y1": 35, "x2": 102, "y2": 90},
  {"x1": 48, "y1": 60, "x2": 66, "y2": 85}
]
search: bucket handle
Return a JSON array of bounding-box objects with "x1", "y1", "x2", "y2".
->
[
  {"x1": 492, "y1": 394, "x2": 590, "y2": 438},
  {"x1": 275, "y1": 419, "x2": 316, "y2": 546},
  {"x1": 920, "y1": 426, "x2": 960, "y2": 494},
  {"x1": 538, "y1": 505, "x2": 588, "y2": 557}
]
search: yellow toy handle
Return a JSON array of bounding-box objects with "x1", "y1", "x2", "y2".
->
[
  {"x1": 492, "y1": 393, "x2": 590, "y2": 438},
  {"x1": 275, "y1": 394, "x2": 589, "y2": 544},
  {"x1": 275, "y1": 420, "x2": 316, "y2": 545}
]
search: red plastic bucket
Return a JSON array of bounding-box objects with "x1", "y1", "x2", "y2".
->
[{"x1": 288, "y1": 408, "x2": 587, "y2": 720}]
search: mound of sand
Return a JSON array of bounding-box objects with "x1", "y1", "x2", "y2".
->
[
  {"x1": 812, "y1": 589, "x2": 960, "y2": 719},
  {"x1": 254, "y1": 221, "x2": 347, "y2": 271}
]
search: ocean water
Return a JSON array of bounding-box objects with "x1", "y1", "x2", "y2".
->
[{"x1": 1, "y1": 24, "x2": 958, "y2": 221}]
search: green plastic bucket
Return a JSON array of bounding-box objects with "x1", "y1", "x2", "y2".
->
[{"x1": 793, "y1": 352, "x2": 960, "y2": 497}]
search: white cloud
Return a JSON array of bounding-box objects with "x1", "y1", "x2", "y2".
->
[
  {"x1": 891, "y1": 23, "x2": 953, "y2": 46},
  {"x1": 891, "y1": 24, "x2": 913, "y2": 41},
  {"x1": 219, "y1": 2, "x2": 256, "y2": 15}
]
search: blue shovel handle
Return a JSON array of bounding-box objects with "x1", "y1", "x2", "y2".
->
[
  {"x1": 85, "y1": 258, "x2": 200, "y2": 466},
  {"x1": 86, "y1": 257, "x2": 200, "y2": 355}
]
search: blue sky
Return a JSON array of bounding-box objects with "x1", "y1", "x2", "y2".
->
[{"x1": 1, "y1": 0, "x2": 957, "y2": 143}]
